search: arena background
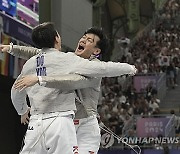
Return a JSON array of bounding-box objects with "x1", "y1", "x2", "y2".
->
[{"x1": 0, "y1": 0, "x2": 179, "y2": 154}]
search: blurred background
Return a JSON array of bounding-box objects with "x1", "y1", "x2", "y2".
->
[{"x1": 0, "y1": 0, "x2": 179, "y2": 153}]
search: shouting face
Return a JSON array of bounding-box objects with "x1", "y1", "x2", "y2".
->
[{"x1": 75, "y1": 33, "x2": 101, "y2": 59}]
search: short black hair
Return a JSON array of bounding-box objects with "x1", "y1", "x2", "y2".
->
[
  {"x1": 84, "y1": 27, "x2": 109, "y2": 54},
  {"x1": 32, "y1": 22, "x2": 58, "y2": 48}
]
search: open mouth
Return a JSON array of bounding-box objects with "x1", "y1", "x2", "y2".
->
[{"x1": 78, "y1": 45, "x2": 84, "y2": 51}]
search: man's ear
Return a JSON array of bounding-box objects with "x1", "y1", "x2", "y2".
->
[
  {"x1": 55, "y1": 36, "x2": 59, "y2": 43},
  {"x1": 94, "y1": 48, "x2": 101, "y2": 55}
]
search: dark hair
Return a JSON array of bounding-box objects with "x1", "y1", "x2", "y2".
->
[
  {"x1": 32, "y1": 22, "x2": 58, "y2": 48},
  {"x1": 84, "y1": 27, "x2": 109, "y2": 54}
]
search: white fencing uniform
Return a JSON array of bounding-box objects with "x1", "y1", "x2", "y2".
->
[
  {"x1": 12, "y1": 49, "x2": 79, "y2": 154},
  {"x1": 21, "y1": 112, "x2": 77, "y2": 154},
  {"x1": 10, "y1": 46, "x2": 136, "y2": 154},
  {"x1": 36, "y1": 68, "x2": 101, "y2": 154},
  {"x1": 73, "y1": 57, "x2": 102, "y2": 154},
  {"x1": 9, "y1": 45, "x2": 136, "y2": 78}
]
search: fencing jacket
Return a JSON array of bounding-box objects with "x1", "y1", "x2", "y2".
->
[{"x1": 10, "y1": 46, "x2": 136, "y2": 116}]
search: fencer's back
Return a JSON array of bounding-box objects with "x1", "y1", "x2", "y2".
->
[{"x1": 22, "y1": 48, "x2": 77, "y2": 115}]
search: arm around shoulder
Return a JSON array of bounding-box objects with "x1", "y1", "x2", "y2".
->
[{"x1": 40, "y1": 74, "x2": 99, "y2": 90}]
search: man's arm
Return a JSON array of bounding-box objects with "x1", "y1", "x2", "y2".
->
[
  {"x1": 11, "y1": 75, "x2": 29, "y2": 115},
  {"x1": 14, "y1": 74, "x2": 100, "y2": 91},
  {"x1": 69, "y1": 53, "x2": 137, "y2": 77},
  {"x1": 0, "y1": 44, "x2": 39, "y2": 60}
]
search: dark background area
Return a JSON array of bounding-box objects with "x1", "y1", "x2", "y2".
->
[{"x1": 0, "y1": 75, "x2": 27, "y2": 154}]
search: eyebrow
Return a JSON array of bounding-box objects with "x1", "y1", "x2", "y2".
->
[{"x1": 84, "y1": 34, "x2": 95, "y2": 42}]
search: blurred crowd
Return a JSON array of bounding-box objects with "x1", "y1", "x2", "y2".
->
[{"x1": 98, "y1": 0, "x2": 180, "y2": 137}]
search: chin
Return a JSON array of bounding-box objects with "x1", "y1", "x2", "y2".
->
[
  {"x1": 75, "y1": 52, "x2": 80, "y2": 55},
  {"x1": 75, "y1": 51, "x2": 83, "y2": 55}
]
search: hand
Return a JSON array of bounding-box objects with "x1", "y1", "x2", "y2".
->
[
  {"x1": 14, "y1": 75, "x2": 39, "y2": 91},
  {"x1": 0, "y1": 44, "x2": 10, "y2": 52},
  {"x1": 129, "y1": 65, "x2": 137, "y2": 76},
  {"x1": 21, "y1": 107, "x2": 30, "y2": 125}
]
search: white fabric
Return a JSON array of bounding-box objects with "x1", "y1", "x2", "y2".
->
[
  {"x1": 20, "y1": 112, "x2": 78, "y2": 154},
  {"x1": 38, "y1": 76, "x2": 46, "y2": 86},
  {"x1": 11, "y1": 49, "x2": 136, "y2": 116},
  {"x1": 74, "y1": 116, "x2": 100, "y2": 154},
  {"x1": 10, "y1": 47, "x2": 136, "y2": 154}
]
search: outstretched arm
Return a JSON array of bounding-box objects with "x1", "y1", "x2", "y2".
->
[
  {"x1": 0, "y1": 43, "x2": 40, "y2": 60},
  {"x1": 14, "y1": 74, "x2": 100, "y2": 91},
  {"x1": 72, "y1": 56, "x2": 137, "y2": 77},
  {"x1": 80, "y1": 55, "x2": 137, "y2": 77}
]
